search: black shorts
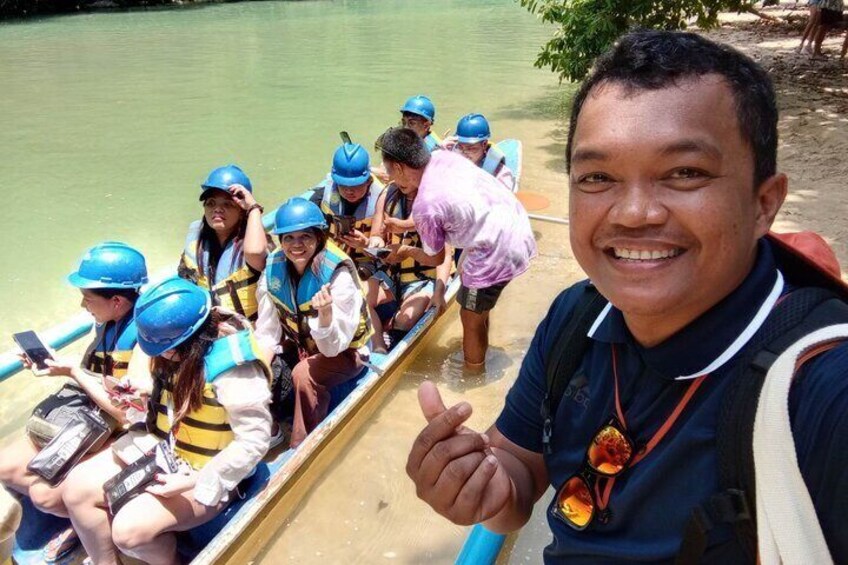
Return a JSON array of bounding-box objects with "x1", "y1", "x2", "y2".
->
[
  {"x1": 458, "y1": 281, "x2": 508, "y2": 314},
  {"x1": 820, "y1": 8, "x2": 843, "y2": 25}
]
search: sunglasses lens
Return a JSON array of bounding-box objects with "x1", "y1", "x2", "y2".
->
[
  {"x1": 587, "y1": 424, "x2": 632, "y2": 476},
  {"x1": 557, "y1": 475, "x2": 594, "y2": 528}
]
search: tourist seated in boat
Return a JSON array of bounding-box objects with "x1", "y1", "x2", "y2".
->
[
  {"x1": 400, "y1": 94, "x2": 442, "y2": 152},
  {"x1": 444, "y1": 113, "x2": 516, "y2": 190},
  {"x1": 61, "y1": 277, "x2": 272, "y2": 565},
  {"x1": 178, "y1": 164, "x2": 272, "y2": 324},
  {"x1": 377, "y1": 127, "x2": 536, "y2": 369},
  {"x1": 365, "y1": 164, "x2": 453, "y2": 354},
  {"x1": 254, "y1": 197, "x2": 373, "y2": 448},
  {"x1": 0, "y1": 242, "x2": 147, "y2": 561},
  {"x1": 309, "y1": 142, "x2": 385, "y2": 281},
  {"x1": 372, "y1": 95, "x2": 441, "y2": 183}
]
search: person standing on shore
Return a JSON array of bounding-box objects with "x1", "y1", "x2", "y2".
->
[{"x1": 405, "y1": 30, "x2": 848, "y2": 563}]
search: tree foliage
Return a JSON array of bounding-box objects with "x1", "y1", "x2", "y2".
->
[{"x1": 519, "y1": 0, "x2": 753, "y2": 82}]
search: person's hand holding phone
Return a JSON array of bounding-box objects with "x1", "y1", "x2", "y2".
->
[
  {"x1": 384, "y1": 243, "x2": 410, "y2": 265},
  {"x1": 341, "y1": 229, "x2": 368, "y2": 250},
  {"x1": 16, "y1": 352, "x2": 74, "y2": 377},
  {"x1": 228, "y1": 184, "x2": 257, "y2": 211},
  {"x1": 13, "y1": 331, "x2": 58, "y2": 376}
]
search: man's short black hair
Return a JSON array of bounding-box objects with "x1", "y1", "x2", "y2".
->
[
  {"x1": 566, "y1": 30, "x2": 778, "y2": 188},
  {"x1": 376, "y1": 127, "x2": 431, "y2": 170}
]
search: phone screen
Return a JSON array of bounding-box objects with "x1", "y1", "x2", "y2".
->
[
  {"x1": 364, "y1": 247, "x2": 391, "y2": 259},
  {"x1": 334, "y1": 216, "x2": 355, "y2": 236},
  {"x1": 12, "y1": 331, "x2": 53, "y2": 370}
]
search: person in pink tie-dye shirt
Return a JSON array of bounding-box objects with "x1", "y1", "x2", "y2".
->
[{"x1": 378, "y1": 127, "x2": 536, "y2": 369}]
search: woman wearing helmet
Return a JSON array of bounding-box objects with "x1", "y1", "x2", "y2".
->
[
  {"x1": 0, "y1": 242, "x2": 147, "y2": 560},
  {"x1": 254, "y1": 197, "x2": 373, "y2": 448},
  {"x1": 446, "y1": 113, "x2": 515, "y2": 190},
  {"x1": 62, "y1": 277, "x2": 272, "y2": 565},
  {"x1": 178, "y1": 164, "x2": 272, "y2": 323}
]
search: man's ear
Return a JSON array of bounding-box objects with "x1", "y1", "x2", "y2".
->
[{"x1": 754, "y1": 172, "x2": 788, "y2": 238}]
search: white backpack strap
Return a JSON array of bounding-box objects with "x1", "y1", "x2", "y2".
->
[{"x1": 754, "y1": 323, "x2": 848, "y2": 565}]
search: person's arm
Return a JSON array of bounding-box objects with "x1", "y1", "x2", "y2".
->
[
  {"x1": 368, "y1": 190, "x2": 388, "y2": 247},
  {"x1": 308, "y1": 269, "x2": 362, "y2": 357},
  {"x1": 428, "y1": 245, "x2": 453, "y2": 313},
  {"x1": 229, "y1": 184, "x2": 269, "y2": 272},
  {"x1": 253, "y1": 276, "x2": 283, "y2": 364},
  {"x1": 41, "y1": 358, "x2": 128, "y2": 423},
  {"x1": 396, "y1": 245, "x2": 445, "y2": 267},
  {"x1": 383, "y1": 217, "x2": 417, "y2": 234},
  {"x1": 191, "y1": 363, "x2": 272, "y2": 506},
  {"x1": 123, "y1": 344, "x2": 153, "y2": 396}
]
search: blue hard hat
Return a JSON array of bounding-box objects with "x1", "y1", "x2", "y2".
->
[
  {"x1": 331, "y1": 143, "x2": 371, "y2": 187},
  {"x1": 134, "y1": 277, "x2": 211, "y2": 356},
  {"x1": 67, "y1": 242, "x2": 148, "y2": 290},
  {"x1": 200, "y1": 164, "x2": 252, "y2": 200},
  {"x1": 272, "y1": 197, "x2": 328, "y2": 235},
  {"x1": 456, "y1": 113, "x2": 492, "y2": 144},
  {"x1": 400, "y1": 95, "x2": 436, "y2": 123}
]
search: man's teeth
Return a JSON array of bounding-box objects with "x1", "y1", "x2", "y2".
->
[{"x1": 613, "y1": 248, "x2": 681, "y2": 260}]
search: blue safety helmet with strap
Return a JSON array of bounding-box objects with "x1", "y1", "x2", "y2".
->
[
  {"x1": 456, "y1": 113, "x2": 491, "y2": 144},
  {"x1": 200, "y1": 164, "x2": 252, "y2": 200},
  {"x1": 272, "y1": 197, "x2": 328, "y2": 235},
  {"x1": 67, "y1": 242, "x2": 149, "y2": 290},
  {"x1": 134, "y1": 277, "x2": 211, "y2": 356},
  {"x1": 331, "y1": 143, "x2": 371, "y2": 187},
  {"x1": 400, "y1": 95, "x2": 436, "y2": 123}
]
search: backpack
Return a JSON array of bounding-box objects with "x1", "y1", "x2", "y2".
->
[{"x1": 541, "y1": 232, "x2": 848, "y2": 563}]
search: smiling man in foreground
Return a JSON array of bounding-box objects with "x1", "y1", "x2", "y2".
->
[{"x1": 406, "y1": 31, "x2": 848, "y2": 562}]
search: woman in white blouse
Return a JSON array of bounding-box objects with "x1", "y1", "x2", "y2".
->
[{"x1": 255, "y1": 197, "x2": 373, "y2": 448}]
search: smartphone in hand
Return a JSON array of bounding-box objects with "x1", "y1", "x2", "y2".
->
[
  {"x1": 333, "y1": 216, "x2": 355, "y2": 236},
  {"x1": 364, "y1": 247, "x2": 392, "y2": 260},
  {"x1": 12, "y1": 331, "x2": 54, "y2": 374}
]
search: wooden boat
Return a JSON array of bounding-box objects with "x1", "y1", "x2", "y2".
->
[{"x1": 7, "y1": 139, "x2": 523, "y2": 565}]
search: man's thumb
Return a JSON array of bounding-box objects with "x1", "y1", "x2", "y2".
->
[{"x1": 418, "y1": 380, "x2": 447, "y2": 423}]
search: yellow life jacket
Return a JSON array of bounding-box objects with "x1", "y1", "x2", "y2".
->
[
  {"x1": 82, "y1": 315, "x2": 137, "y2": 378},
  {"x1": 178, "y1": 220, "x2": 262, "y2": 322},
  {"x1": 264, "y1": 240, "x2": 373, "y2": 357},
  {"x1": 317, "y1": 176, "x2": 385, "y2": 265},
  {"x1": 384, "y1": 184, "x2": 438, "y2": 285},
  {"x1": 150, "y1": 329, "x2": 271, "y2": 470}
]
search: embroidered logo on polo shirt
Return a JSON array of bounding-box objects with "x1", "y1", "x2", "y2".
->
[{"x1": 563, "y1": 372, "x2": 590, "y2": 410}]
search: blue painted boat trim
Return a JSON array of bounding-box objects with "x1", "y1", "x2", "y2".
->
[{"x1": 455, "y1": 524, "x2": 507, "y2": 565}]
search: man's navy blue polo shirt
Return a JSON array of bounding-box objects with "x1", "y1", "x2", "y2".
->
[{"x1": 496, "y1": 239, "x2": 848, "y2": 563}]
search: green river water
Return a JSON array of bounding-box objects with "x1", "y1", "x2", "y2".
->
[{"x1": 1, "y1": 1, "x2": 579, "y2": 561}]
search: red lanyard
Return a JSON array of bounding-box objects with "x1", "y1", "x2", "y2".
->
[{"x1": 596, "y1": 344, "x2": 707, "y2": 510}]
